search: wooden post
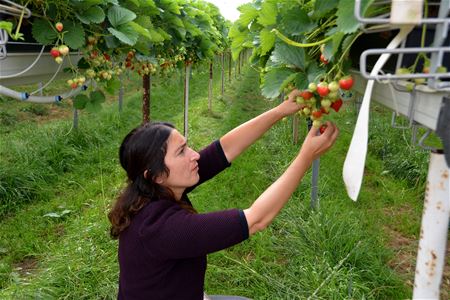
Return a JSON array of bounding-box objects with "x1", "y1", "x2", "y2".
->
[{"x1": 142, "y1": 74, "x2": 150, "y2": 123}]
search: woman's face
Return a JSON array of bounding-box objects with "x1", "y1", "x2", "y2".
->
[{"x1": 158, "y1": 129, "x2": 200, "y2": 199}]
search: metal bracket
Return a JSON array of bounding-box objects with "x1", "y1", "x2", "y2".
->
[
  {"x1": 435, "y1": 96, "x2": 450, "y2": 167},
  {"x1": 390, "y1": 89, "x2": 418, "y2": 129}
]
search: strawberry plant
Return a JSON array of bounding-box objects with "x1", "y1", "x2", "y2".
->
[
  {"x1": 229, "y1": 0, "x2": 384, "y2": 127},
  {"x1": 3, "y1": 0, "x2": 230, "y2": 120}
]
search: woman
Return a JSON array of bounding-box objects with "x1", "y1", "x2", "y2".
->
[{"x1": 108, "y1": 89, "x2": 339, "y2": 300}]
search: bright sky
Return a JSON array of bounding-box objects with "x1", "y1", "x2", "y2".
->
[{"x1": 204, "y1": 0, "x2": 249, "y2": 22}]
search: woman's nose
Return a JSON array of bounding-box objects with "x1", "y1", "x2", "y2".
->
[{"x1": 191, "y1": 149, "x2": 200, "y2": 161}]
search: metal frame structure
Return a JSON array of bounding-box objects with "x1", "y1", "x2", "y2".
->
[{"x1": 354, "y1": 1, "x2": 449, "y2": 298}]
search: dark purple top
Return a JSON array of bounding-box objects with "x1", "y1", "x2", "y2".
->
[{"x1": 118, "y1": 141, "x2": 249, "y2": 300}]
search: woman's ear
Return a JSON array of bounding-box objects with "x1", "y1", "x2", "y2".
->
[{"x1": 144, "y1": 169, "x2": 165, "y2": 184}]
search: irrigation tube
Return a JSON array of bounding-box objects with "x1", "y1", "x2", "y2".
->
[
  {"x1": 0, "y1": 82, "x2": 89, "y2": 103},
  {"x1": 342, "y1": 25, "x2": 414, "y2": 201},
  {"x1": 413, "y1": 151, "x2": 449, "y2": 299}
]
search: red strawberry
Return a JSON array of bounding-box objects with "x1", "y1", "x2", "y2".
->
[
  {"x1": 300, "y1": 90, "x2": 313, "y2": 100},
  {"x1": 50, "y1": 48, "x2": 60, "y2": 58},
  {"x1": 320, "y1": 107, "x2": 330, "y2": 114},
  {"x1": 320, "y1": 53, "x2": 328, "y2": 64},
  {"x1": 103, "y1": 53, "x2": 111, "y2": 61},
  {"x1": 316, "y1": 82, "x2": 329, "y2": 97},
  {"x1": 311, "y1": 110, "x2": 322, "y2": 119},
  {"x1": 70, "y1": 82, "x2": 78, "y2": 89},
  {"x1": 319, "y1": 125, "x2": 327, "y2": 134},
  {"x1": 55, "y1": 22, "x2": 63, "y2": 32},
  {"x1": 339, "y1": 76, "x2": 354, "y2": 90},
  {"x1": 331, "y1": 99, "x2": 343, "y2": 112}
]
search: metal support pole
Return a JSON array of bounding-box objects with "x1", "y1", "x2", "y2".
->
[
  {"x1": 208, "y1": 62, "x2": 213, "y2": 112},
  {"x1": 221, "y1": 53, "x2": 224, "y2": 96},
  {"x1": 118, "y1": 76, "x2": 124, "y2": 113},
  {"x1": 413, "y1": 150, "x2": 449, "y2": 299},
  {"x1": 307, "y1": 119, "x2": 320, "y2": 209}
]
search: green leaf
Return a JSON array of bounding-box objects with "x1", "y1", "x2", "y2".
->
[
  {"x1": 260, "y1": 28, "x2": 276, "y2": 56},
  {"x1": 261, "y1": 67, "x2": 295, "y2": 98},
  {"x1": 270, "y1": 42, "x2": 305, "y2": 69},
  {"x1": 0, "y1": 21, "x2": 13, "y2": 35},
  {"x1": 85, "y1": 101, "x2": 102, "y2": 113},
  {"x1": 337, "y1": 0, "x2": 372, "y2": 33},
  {"x1": 108, "y1": 24, "x2": 139, "y2": 45},
  {"x1": 280, "y1": 8, "x2": 315, "y2": 36},
  {"x1": 128, "y1": 21, "x2": 152, "y2": 40},
  {"x1": 31, "y1": 19, "x2": 57, "y2": 45},
  {"x1": 148, "y1": 27, "x2": 165, "y2": 43},
  {"x1": 258, "y1": 0, "x2": 277, "y2": 26},
  {"x1": 237, "y1": 3, "x2": 258, "y2": 28},
  {"x1": 73, "y1": 94, "x2": 89, "y2": 109},
  {"x1": 90, "y1": 90, "x2": 105, "y2": 104},
  {"x1": 312, "y1": 0, "x2": 338, "y2": 20},
  {"x1": 76, "y1": 6, "x2": 105, "y2": 24},
  {"x1": 107, "y1": 5, "x2": 136, "y2": 27},
  {"x1": 63, "y1": 22, "x2": 85, "y2": 49},
  {"x1": 306, "y1": 61, "x2": 324, "y2": 83},
  {"x1": 294, "y1": 72, "x2": 309, "y2": 90},
  {"x1": 105, "y1": 78, "x2": 121, "y2": 95}
]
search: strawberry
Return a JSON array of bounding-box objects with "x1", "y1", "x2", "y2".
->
[
  {"x1": 316, "y1": 82, "x2": 330, "y2": 97},
  {"x1": 58, "y1": 45, "x2": 69, "y2": 56},
  {"x1": 300, "y1": 90, "x2": 313, "y2": 100},
  {"x1": 319, "y1": 125, "x2": 327, "y2": 134},
  {"x1": 320, "y1": 54, "x2": 328, "y2": 64},
  {"x1": 328, "y1": 81, "x2": 339, "y2": 92},
  {"x1": 50, "y1": 48, "x2": 60, "y2": 58},
  {"x1": 54, "y1": 56, "x2": 63, "y2": 64},
  {"x1": 311, "y1": 110, "x2": 322, "y2": 119},
  {"x1": 331, "y1": 99, "x2": 343, "y2": 112},
  {"x1": 71, "y1": 82, "x2": 78, "y2": 89},
  {"x1": 320, "y1": 107, "x2": 330, "y2": 114},
  {"x1": 55, "y1": 22, "x2": 63, "y2": 32},
  {"x1": 103, "y1": 53, "x2": 111, "y2": 61},
  {"x1": 308, "y1": 82, "x2": 317, "y2": 92},
  {"x1": 338, "y1": 76, "x2": 354, "y2": 90}
]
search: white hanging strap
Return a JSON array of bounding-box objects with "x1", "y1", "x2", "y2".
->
[
  {"x1": 0, "y1": 0, "x2": 31, "y2": 18},
  {"x1": 342, "y1": 25, "x2": 414, "y2": 201}
]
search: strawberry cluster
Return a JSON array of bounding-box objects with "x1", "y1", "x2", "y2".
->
[{"x1": 293, "y1": 75, "x2": 354, "y2": 128}]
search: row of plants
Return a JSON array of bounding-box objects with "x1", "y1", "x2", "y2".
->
[{"x1": 1, "y1": 0, "x2": 230, "y2": 118}]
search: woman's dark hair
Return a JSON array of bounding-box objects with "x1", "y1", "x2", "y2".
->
[{"x1": 108, "y1": 122, "x2": 195, "y2": 239}]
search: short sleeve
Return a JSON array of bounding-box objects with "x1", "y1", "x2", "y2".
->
[
  {"x1": 185, "y1": 140, "x2": 231, "y2": 194},
  {"x1": 139, "y1": 205, "x2": 248, "y2": 259}
]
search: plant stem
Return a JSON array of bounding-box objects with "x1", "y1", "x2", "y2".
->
[{"x1": 272, "y1": 29, "x2": 334, "y2": 48}]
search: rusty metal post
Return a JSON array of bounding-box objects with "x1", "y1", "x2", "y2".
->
[{"x1": 413, "y1": 150, "x2": 449, "y2": 299}]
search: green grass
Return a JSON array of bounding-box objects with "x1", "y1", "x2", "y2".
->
[{"x1": 0, "y1": 64, "x2": 442, "y2": 299}]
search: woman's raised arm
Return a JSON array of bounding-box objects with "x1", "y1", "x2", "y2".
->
[{"x1": 220, "y1": 89, "x2": 303, "y2": 162}]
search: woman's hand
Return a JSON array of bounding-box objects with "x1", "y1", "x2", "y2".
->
[
  {"x1": 299, "y1": 121, "x2": 339, "y2": 161},
  {"x1": 274, "y1": 89, "x2": 303, "y2": 118}
]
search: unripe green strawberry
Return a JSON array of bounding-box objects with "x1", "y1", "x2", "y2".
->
[
  {"x1": 312, "y1": 120, "x2": 322, "y2": 127},
  {"x1": 321, "y1": 99, "x2": 331, "y2": 108},
  {"x1": 54, "y1": 56, "x2": 63, "y2": 64},
  {"x1": 308, "y1": 82, "x2": 317, "y2": 92},
  {"x1": 303, "y1": 107, "x2": 311, "y2": 115},
  {"x1": 58, "y1": 45, "x2": 69, "y2": 56},
  {"x1": 328, "y1": 81, "x2": 339, "y2": 92},
  {"x1": 296, "y1": 96, "x2": 305, "y2": 104}
]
